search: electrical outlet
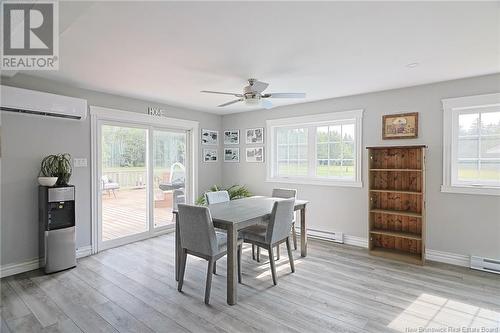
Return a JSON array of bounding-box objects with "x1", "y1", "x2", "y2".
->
[{"x1": 74, "y1": 158, "x2": 88, "y2": 168}]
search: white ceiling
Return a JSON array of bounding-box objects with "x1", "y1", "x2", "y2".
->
[{"x1": 23, "y1": 1, "x2": 500, "y2": 115}]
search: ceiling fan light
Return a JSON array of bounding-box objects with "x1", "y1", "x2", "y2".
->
[{"x1": 245, "y1": 97, "x2": 260, "y2": 105}]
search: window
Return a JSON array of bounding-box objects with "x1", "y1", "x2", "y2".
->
[
  {"x1": 442, "y1": 93, "x2": 500, "y2": 195},
  {"x1": 267, "y1": 110, "x2": 363, "y2": 187}
]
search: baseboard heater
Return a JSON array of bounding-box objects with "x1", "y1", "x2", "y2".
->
[
  {"x1": 296, "y1": 228, "x2": 344, "y2": 244},
  {"x1": 471, "y1": 256, "x2": 500, "y2": 275}
]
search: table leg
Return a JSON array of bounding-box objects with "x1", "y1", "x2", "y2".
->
[
  {"x1": 300, "y1": 207, "x2": 307, "y2": 257},
  {"x1": 226, "y1": 224, "x2": 238, "y2": 305},
  {"x1": 175, "y1": 212, "x2": 180, "y2": 281}
]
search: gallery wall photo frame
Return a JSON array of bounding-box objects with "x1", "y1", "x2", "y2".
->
[
  {"x1": 201, "y1": 129, "x2": 219, "y2": 145},
  {"x1": 246, "y1": 146, "x2": 264, "y2": 163},
  {"x1": 223, "y1": 129, "x2": 240, "y2": 145},
  {"x1": 246, "y1": 127, "x2": 264, "y2": 144},
  {"x1": 382, "y1": 112, "x2": 419, "y2": 139},
  {"x1": 224, "y1": 147, "x2": 240, "y2": 162},
  {"x1": 203, "y1": 148, "x2": 218, "y2": 162}
]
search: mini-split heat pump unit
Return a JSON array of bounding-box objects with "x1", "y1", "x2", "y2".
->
[{"x1": 0, "y1": 85, "x2": 88, "y2": 120}]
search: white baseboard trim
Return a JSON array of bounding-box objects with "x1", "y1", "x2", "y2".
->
[
  {"x1": 344, "y1": 235, "x2": 369, "y2": 248},
  {"x1": 425, "y1": 249, "x2": 469, "y2": 267},
  {"x1": 76, "y1": 246, "x2": 92, "y2": 259}
]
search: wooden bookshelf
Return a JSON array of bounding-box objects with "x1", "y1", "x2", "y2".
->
[{"x1": 367, "y1": 145, "x2": 426, "y2": 265}]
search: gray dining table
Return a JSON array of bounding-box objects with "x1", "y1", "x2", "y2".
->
[{"x1": 173, "y1": 196, "x2": 308, "y2": 305}]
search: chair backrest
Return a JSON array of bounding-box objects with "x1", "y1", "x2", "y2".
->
[
  {"x1": 272, "y1": 188, "x2": 297, "y2": 199},
  {"x1": 266, "y1": 198, "x2": 295, "y2": 244},
  {"x1": 177, "y1": 204, "x2": 218, "y2": 255},
  {"x1": 102, "y1": 175, "x2": 110, "y2": 184},
  {"x1": 205, "y1": 190, "x2": 230, "y2": 205}
]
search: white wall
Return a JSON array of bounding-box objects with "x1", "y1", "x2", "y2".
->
[
  {"x1": 222, "y1": 73, "x2": 500, "y2": 259},
  {"x1": 0, "y1": 74, "x2": 223, "y2": 268}
]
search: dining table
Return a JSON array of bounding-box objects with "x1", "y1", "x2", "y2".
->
[{"x1": 173, "y1": 196, "x2": 309, "y2": 305}]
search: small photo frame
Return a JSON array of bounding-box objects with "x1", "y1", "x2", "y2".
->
[
  {"x1": 201, "y1": 129, "x2": 219, "y2": 145},
  {"x1": 246, "y1": 127, "x2": 264, "y2": 144},
  {"x1": 246, "y1": 147, "x2": 264, "y2": 163},
  {"x1": 382, "y1": 112, "x2": 419, "y2": 139},
  {"x1": 203, "y1": 148, "x2": 218, "y2": 162},
  {"x1": 224, "y1": 147, "x2": 240, "y2": 162},
  {"x1": 223, "y1": 129, "x2": 240, "y2": 145}
]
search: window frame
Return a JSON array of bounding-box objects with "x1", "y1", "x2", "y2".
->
[
  {"x1": 442, "y1": 93, "x2": 500, "y2": 196},
  {"x1": 266, "y1": 109, "x2": 363, "y2": 187}
]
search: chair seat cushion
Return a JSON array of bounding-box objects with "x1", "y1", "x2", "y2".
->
[{"x1": 240, "y1": 224, "x2": 267, "y2": 243}]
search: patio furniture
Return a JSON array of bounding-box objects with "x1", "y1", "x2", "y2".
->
[{"x1": 101, "y1": 175, "x2": 120, "y2": 198}]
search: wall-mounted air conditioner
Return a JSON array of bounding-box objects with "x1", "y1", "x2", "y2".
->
[{"x1": 0, "y1": 85, "x2": 88, "y2": 120}]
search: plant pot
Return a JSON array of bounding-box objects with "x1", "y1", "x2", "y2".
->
[{"x1": 38, "y1": 177, "x2": 58, "y2": 187}]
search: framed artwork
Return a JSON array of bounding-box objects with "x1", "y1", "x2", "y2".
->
[
  {"x1": 382, "y1": 112, "x2": 419, "y2": 139},
  {"x1": 203, "y1": 148, "x2": 218, "y2": 162},
  {"x1": 223, "y1": 129, "x2": 240, "y2": 145},
  {"x1": 246, "y1": 127, "x2": 264, "y2": 144},
  {"x1": 201, "y1": 129, "x2": 219, "y2": 145},
  {"x1": 224, "y1": 148, "x2": 240, "y2": 162},
  {"x1": 246, "y1": 147, "x2": 264, "y2": 163}
]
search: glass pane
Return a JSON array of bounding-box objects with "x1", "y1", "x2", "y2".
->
[
  {"x1": 288, "y1": 161, "x2": 298, "y2": 175},
  {"x1": 277, "y1": 128, "x2": 288, "y2": 144},
  {"x1": 317, "y1": 126, "x2": 329, "y2": 143},
  {"x1": 479, "y1": 161, "x2": 500, "y2": 182},
  {"x1": 342, "y1": 124, "x2": 355, "y2": 141},
  {"x1": 101, "y1": 125, "x2": 148, "y2": 241},
  {"x1": 481, "y1": 137, "x2": 500, "y2": 159},
  {"x1": 457, "y1": 160, "x2": 479, "y2": 181},
  {"x1": 458, "y1": 113, "x2": 479, "y2": 136},
  {"x1": 458, "y1": 138, "x2": 478, "y2": 158},
  {"x1": 329, "y1": 126, "x2": 342, "y2": 141},
  {"x1": 297, "y1": 128, "x2": 308, "y2": 144},
  {"x1": 289, "y1": 145, "x2": 298, "y2": 159},
  {"x1": 342, "y1": 159, "x2": 355, "y2": 178},
  {"x1": 297, "y1": 161, "x2": 308, "y2": 176},
  {"x1": 278, "y1": 161, "x2": 289, "y2": 176},
  {"x1": 481, "y1": 111, "x2": 500, "y2": 135},
  {"x1": 343, "y1": 141, "x2": 355, "y2": 159},
  {"x1": 278, "y1": 145, "x2": 288, "y2": 160},
  {"x1": 328, "y1": 160, "x2": 342, "y2": 177},
  {"x1": 329, "y1": 143, "x2": 342, "y2": 159},
  {"x1": 317, "y1": 143, "x2": 328, "y2": 160},
  {"x1": 317, "y1": 159, "x2": 329, "y2": 176},
  {"x1": 298, "y1": 144, "x2": 308, "y2": 159},
  {"x1": 153, "y1": 130, "x2": 186, "y2": 229}
]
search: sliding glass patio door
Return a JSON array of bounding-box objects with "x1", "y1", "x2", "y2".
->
[{"x1": 98, "y1": 122, "x2": 188, "y2": 250}]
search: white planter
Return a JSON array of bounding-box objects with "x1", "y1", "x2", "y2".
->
[{"x1": 38, "y1": 177, "x2": 58, "y2": 187}]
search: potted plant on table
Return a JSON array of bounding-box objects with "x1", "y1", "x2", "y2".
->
[
  {"x1": 38, "y1": 153, "x2": 72, "y2": 186},
  {"x1": 196, "y1": 184, "x2": 252, "y2": 205}
]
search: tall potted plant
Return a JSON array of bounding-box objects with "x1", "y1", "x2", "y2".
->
[
  {"x1": 38, "y1": 153, "x2": 72, "y2": 186},
  {"x1": 196, "y1": 184, "x2": 252, "y2": 205}
]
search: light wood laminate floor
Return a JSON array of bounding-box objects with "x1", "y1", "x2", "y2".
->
[{"x1": 1, "y1": 234, "x2": 499, "y2": 333}]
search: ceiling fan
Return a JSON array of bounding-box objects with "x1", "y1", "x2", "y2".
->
[{"x1": 201, "y1": 78, "x2": 306, "y2": 109}]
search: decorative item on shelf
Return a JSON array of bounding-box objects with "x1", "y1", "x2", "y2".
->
[
  {"x1": 382, "y1": 112, "x2": 418, "y2": 139},
  {"x1": 196, "y1": 184, "x2": 252, "y2": 205},
  {"x1": 246, "y1": 146, "x2": 264, "y2": 162},
  {"x1": 38, "y1": 153, "x2": 72, "y2": 186},
  {"x1": 224, "y1": 147, "x2": 240, "y2": 162},
  {"x1": 223, "y1": 129, "x2": 240, "y2": 145},
  {"x1": 246, "y1": 127, "x2": 264, "y2": 144},
  {"x1": 201, "y1": 129, "x2": 219, "y2": 145},
  {"x1": 202, "y1": 148, "x2": 218, "y2": 162}
]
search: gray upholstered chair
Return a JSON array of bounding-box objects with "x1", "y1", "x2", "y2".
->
[
  {"x1": 240, "y1": 198, "x2": 296, "y2": 285},
  {"x1": 177, "y1": 204, "x2": 242, "y2": 304},
  {"x1": 205, "y1": 190, "x2": 230, "y2": 205}
]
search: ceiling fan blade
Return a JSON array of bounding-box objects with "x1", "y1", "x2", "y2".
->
[
  {"x1": 201, "y1": 90, "x2": 243, "y2": 97},
  {"x1": 250, "y1": 80, "x2": 269, "y2": 93},
  {"x1": 263, "y1": 93, "x2": 306, "y2": 99},
  {"x1": 261, "y1": 99, "x2": 273, "y2": 109},
  {"x1": 218, "y1": 99, "x2": 243, "y2": 107}
]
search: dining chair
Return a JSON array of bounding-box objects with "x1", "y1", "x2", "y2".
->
[
  {"x1": 240, "y1": 198, "x2": 295, "y2": 285},
  {"x1": 205, "y1": 190, "x2": 230, "y2": 205},
  {"x1": 177, "y1": 204, "x2": 242, "y2": 304}
]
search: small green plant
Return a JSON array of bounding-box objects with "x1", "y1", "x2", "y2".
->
[
  {"x1": 40, "y1": 153, "x2": 72, "y2": 186},
  {"x1": 196, "y1": 184, "x2": 252, "y2": 205}
]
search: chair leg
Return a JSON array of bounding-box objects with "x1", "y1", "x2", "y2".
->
[
  {"x1": 237, "y1": 245, "x2": 242, "y2": 283},
  {"x1": 205, "y1": 259, "x2": 215, "y2": 304},
  {"x1": 112, "y1": 189, "x2": 117, "y2": 198},
  {"x1": 276, "y1": 244, "x2": 280, "y2": 260},
  {"x1": 177, "y1": 249, "x2": 187, "y2": 292},
  {"x1": 257, "y1": 246, "x2": 260, "y2": 262},
  {"x1": 268, "y1": 246, "x2": 277, "y2": 285},
  {"x1": 292, "y1": 222, "x2": 297, "y2": 250},
  {"x1": 213, "y1": 261, "x2": 217, "y2": 274},
  {"x1": 286, "y1": 237, "x2": 295, "y2": 273},
  {"x1": 252, "y1": 244, "x2": 255, "y2": 260}
]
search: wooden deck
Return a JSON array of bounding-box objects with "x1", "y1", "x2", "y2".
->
[{"x1": 102, "y1": 188, "x2": 174, "y2": 241}]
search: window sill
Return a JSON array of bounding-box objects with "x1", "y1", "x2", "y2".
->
[
  {"x1": 440, "y1": 185, "x2": 500, "y2": 196},
  {"x1": 266, "y1": 177, "x2": 362, "y2": 188}
]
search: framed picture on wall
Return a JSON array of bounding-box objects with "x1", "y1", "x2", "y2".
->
[
  {"x1": 203, "y1": 148, "x2": 218, "y2": 162},
  {"x1": 224, "y1": 148, "x2": 240, "y2": 162},
  {"x1": 246, "y1": 128, "x2": 264, "y2": 144},
  {"x1": 246, "y1": 147, "x2": 264, "y2": 163},
  {"x1": 201, "y1": 129, "x2": 219, "y2": 145},
  {"x1": 223, "y1": 129, "x2": 240, "y2": 145},
  {"x1": 382, "y1": 112, "x2": 418, "y2": 139}
]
